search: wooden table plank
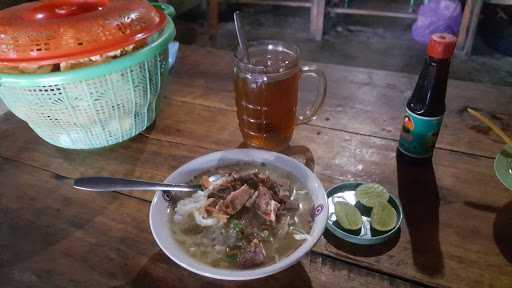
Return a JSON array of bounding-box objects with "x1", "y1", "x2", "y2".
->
[
  {"x1": 1, "y1": 97, "x2": 511, "y2": 287},
  {"x1": 0, "y1": 112, "x2": 210, "y2": 202},
  {"x1": 1, "y1": 45, "x2": 511, "y2": 287},
  {"x1": 167, "y1": 45, "x2": 512, "y2": 159},
  {"x1": 0, "y1": 158, "x2": 421, "y2": 288},
  {"x1": 146, "y1": 99, "x2": 512, "y2": 287}
]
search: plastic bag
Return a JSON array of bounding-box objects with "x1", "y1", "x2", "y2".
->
[{"x1": 412, "y1": 0, "x2": 462, "y2": 44}]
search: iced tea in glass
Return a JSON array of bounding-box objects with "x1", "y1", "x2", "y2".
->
[{"x1": 234, "y1": 41, "x2": 326, "y2": 151}]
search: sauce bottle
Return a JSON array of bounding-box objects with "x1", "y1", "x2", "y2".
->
[{"x1": 398, "y1": 33, "x2": 457, "y2": 160}]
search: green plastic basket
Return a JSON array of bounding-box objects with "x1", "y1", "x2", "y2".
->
[{"x1": 0, "y1": 3, "x2": 177, "y2": 149}]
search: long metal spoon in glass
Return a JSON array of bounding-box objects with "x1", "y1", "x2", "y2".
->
[{"x1": 234, "y1": 11, "x2": 249, "y2": 63}]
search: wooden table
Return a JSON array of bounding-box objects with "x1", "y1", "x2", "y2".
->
[{"x1": 1, "y1": 45, "x2": 511, "y2": 288}]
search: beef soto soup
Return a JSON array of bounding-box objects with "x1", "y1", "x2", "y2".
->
[{"x1": 169, "y1": 163, "x2": 314, "y2": 269}]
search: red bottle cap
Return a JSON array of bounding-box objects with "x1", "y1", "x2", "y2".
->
[{"x1": 427, "y1": 33, "x2": 457, "y2": 60}]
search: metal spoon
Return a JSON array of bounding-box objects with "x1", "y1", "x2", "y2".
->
[
  {"x1": 234, "y1": 11, "x2": 249, "y2": 63},
  {"x1": 73, "y1": 177, "x2": 202, "y2": 192}
]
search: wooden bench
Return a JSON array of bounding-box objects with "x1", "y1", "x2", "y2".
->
[{"x1": 208, "y1": 0, "x2": 326, "y2": 40}]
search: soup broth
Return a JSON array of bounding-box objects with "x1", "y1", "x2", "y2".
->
[{"x1": 169, "y1": 163, "x2": 313, "y2": 269}]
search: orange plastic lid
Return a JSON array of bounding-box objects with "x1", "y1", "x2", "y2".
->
[
  {"x1": 0, "y1": 0, "x2": 167, "y2": 66},
  {"x1": 427, "y1": 33, "x2": 457, "y2": 60}
]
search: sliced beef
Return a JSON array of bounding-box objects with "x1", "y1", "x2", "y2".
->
[
  {"x1": 202, "y1": 170, "x2": 289, "y2": 225},
  {"x1": 205, "y1": 175, "x2": 235, "y2": 195},
  {"x1": 223, "y1": 184, "x2": 255, "y2": 215},
  {"x1": 238, "y1": 239, "x2": 266, "y2": 268},
  {"x1": 202, "y1": 198, "x2": 229, "y2": 224},
  {"x1": 257, "y1": 175, "x2": 290, "y2": 204},
  {"x1": 276, "y1": 178, "x2": 291, "y2": 200},
  {"x1": 229, "y1": 181, "x2": 244, "y2": 192},
  {"x1": 254, "y1": 186, "x2": 280, "y2": 223},
  {"x1": 200, "y1": 175, "x2": 211, "y2": 190},
  {"x1": 208, "y1": 187, "x2": 233, "y2": 200},
  {"x1": 214, "y1": 200, "x2": 230, "y2": 224},
  {"x1": 205, "y1": 173, "x2": 249, "y2": 200},
  {"x1": 257, "y1": 174, "x2": 275, "y2": 191},
  {"x1": 215, "y1": 200, "x2": 225, "y2": 212},
  {"x1": 203, "y1": 198, "x2": 219, "y2": 216},
  {"x1": 232, "y1": 169, "x2": 260, "y2": 190},
  {"x1": 245, "y1": 190, "x2": 259, "y2": 207},
  {"x1": 283, "y1": 199, "x2": 300, "y2": 211}
]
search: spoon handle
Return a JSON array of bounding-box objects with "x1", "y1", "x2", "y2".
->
[
  {"x1": 234, "y1": 11, "x2": 249, "y2": 62},
  {"x1": 73, "y1": 177, "x2": 201, "y2": 192}
]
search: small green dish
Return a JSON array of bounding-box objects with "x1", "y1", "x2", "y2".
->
[
  {"x1": 326, "y1": 182, "x2": 403, "y2": 245},
  {"x1": 495, "y1": 144, "x2": 512, "y2": 191}
]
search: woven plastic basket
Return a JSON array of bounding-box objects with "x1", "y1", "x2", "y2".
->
[{"x1": 0, "y1": 3, "x2": 177, "y2": 149}]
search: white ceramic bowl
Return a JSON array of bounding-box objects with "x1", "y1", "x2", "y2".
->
[{"x1": 149, "y1": 149, "x2": 328, "y2": 280}]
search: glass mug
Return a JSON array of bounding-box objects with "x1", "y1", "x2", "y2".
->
[{"x1": 234, "y1": 41, "x2": 327, "y2": 151}]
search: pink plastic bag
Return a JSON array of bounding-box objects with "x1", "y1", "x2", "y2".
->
[{"x1": 412, "y1": 0, "x2": 462, "y2": 44}]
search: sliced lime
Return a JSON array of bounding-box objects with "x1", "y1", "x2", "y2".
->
[
  {"x1": 355, "y1": 183, "x2": 389, "y2": 207},
  {"x1": 370, "y1": 202, "x2": 397, "y2": 232},
  {"x1": 334, "y1": 201, "x2": 363, "y2": 230}
]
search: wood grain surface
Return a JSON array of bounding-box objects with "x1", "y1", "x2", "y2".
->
[
  {"x1": 167, "y1": 45, "x2": 512, "y2": 159},
  {"x1": 0, "y1": 158, "x2": 421, "y2": 288},
  {"x1": 1, "y1": 45, "x2": 511, "y2": 288}
]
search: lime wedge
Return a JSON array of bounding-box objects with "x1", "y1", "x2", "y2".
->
[
  {"x1": 355, "y1": 183, "x2": 389, "y2": 207},
  {"x1": 334, "y1": 202, "x2": 363, "y2": 230},
  {"x1": 370, "y1": 202, "x2": 397, "y2": 232}
]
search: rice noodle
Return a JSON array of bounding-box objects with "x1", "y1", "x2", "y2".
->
[
  {"x1": 193, "y1": 210, "x2": 219, "y2": 226},
  {"x1": 174, "y1": 191, "x2": 219, "y2": 226},
  {"x1": 290, "y1": 226, "x2": 310, "y2": 241}
]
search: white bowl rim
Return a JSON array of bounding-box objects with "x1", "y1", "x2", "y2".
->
[{"x1": 149, "y1": 148, "x2": 328, "y2": 281}]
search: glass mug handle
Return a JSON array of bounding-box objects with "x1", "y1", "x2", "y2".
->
[{"x1": 296, "y1": 65, "x2": 327, "y2": 125}]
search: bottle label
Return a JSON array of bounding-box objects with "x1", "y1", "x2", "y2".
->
[{"x1": 398, "y1": 108, "x2": 443, "y2": 158}]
